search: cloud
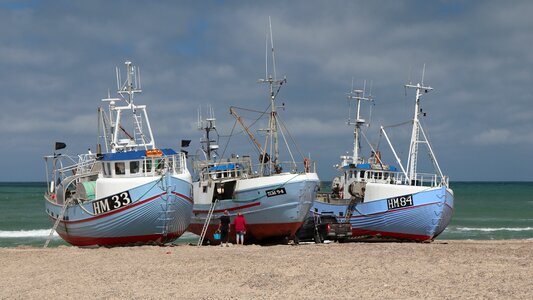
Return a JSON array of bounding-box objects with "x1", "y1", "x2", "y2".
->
[
  {"x1": 1, "y1": 1, "x2": 533, "y2": 181},
  {"x1": 472, "y1": 129, "x2": 533, "y2": 146},
  {"x1": 472, "y1": 129, "x2": 512, "y2": 145}
]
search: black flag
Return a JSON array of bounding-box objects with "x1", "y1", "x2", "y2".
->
[
  {"x1": 55, "y1": 142, "x2": 66, "y2": 150},
  {"x1": 181, "y1": 140, "x2": 191, "y2": 148}
]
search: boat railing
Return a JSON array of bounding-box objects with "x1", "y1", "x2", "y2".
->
[
  {"x1": 193, "y1": 156, "x2": 254, "y2": 182},
  {"x1": 103, "y1": 152, "x2": 188, "y2": 178},
  {"x1": 193, "y1": 156, "x2": 316, "y2": 181},
  {"x1": 170, "y1": 152, "x2": 187, "y2": 175},
  {"x1": 356, "y1": 169, "x2": 448, "y2": 187},
  {"x1": 251, "y1": 159, "x2": 316, "y2": 176},
  {"x1": 44, "y1": 154, "x2": 98, "y2": 188}
]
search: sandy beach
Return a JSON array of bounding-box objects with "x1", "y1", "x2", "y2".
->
[{"x1": 0, "y1": 240, "x2": 531, "y2": 299}]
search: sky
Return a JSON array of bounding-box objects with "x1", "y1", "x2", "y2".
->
[{"x1": 1, "y1": 0, "x2": 532, "y2": 182}]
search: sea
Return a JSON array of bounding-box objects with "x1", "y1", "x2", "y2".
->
[{"x1": 0, "y1": 181, "x2": 532, "y2": 248}]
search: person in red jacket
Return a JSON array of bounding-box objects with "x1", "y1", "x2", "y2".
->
[{"x1": 233, "y1": 212, "x2": 247, "y2": 245}]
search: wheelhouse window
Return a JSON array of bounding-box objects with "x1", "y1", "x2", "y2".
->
[
  {"x1": 130, "y1": 161, "x2": 140, "y2": 174},
  {"x1": 143, "y1": 159, "x2": 152, "y2": 173},
  {"x1": 167, "y1": 157, "x2": 174, "y2": 173},
  {"x1": 115, "y1": 162, "x2": 126, "y2": 175}
]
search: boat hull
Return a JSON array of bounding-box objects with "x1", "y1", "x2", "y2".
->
[
  {"x1": 313, "y1": 185, "x2": 454, "y2": 242},
  {"x1": 188, "y1": 173, "x2": 319, "y2": 244},
  {"x1": 45, "y1": 174, "x2": 193, "y2": 247}
]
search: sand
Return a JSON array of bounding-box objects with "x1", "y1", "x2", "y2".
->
[{"x1": 0, "y1": 240, "x2": 531, "y2": 299}]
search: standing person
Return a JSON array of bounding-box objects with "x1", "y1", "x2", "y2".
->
[
  {"x1": 234, "y1": 212, "x2": 247, "y2": 245},
  {"x1": 218, "y1": 210, "x2": 230, "y2": 247}
]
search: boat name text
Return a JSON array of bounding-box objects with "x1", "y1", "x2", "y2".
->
[
  {"x1": 387, "y1": 194, "x2": 413, "y2": 210},
  {"x1": 266, "y1": 187, "x2": 286, "y2": 197},
  {"x1": 92, "y1": 191, "x2": 132, "y2": 215}
]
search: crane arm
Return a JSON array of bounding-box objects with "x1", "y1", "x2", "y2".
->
[{"x1": 229, "y1": 106, "x2": 264, "y2": 154}]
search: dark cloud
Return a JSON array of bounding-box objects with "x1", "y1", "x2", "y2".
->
[{"x1": 1, "y1": 0, "x2": 532, "y2": 181}]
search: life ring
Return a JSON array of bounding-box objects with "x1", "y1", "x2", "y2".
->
[{"x1": 303, "y1": 157, "x2": 311, "y2": 173}]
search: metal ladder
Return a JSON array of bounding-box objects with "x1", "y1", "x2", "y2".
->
[
  {"x1": 133, "y1": 113, "x2": 146, "y2": 145},
  {"x1": 44, "y1": 199, "x2": 70, "y2": 248},
  {"x1": 344, "y1": 196, "x2": 359, "y2": 223},
  {"x1": 197, "y1": 198, "x2": 219, "y2": 246},
  {"x1": 156, "y1": 179, "x2": 174, "y2": 241}
]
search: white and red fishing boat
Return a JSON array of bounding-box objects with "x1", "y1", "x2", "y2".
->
[
  {"x1": 43, "y1": 61, "x2": 193, "y2": 247},
  {"x1": 313, "y1": 75, "x2": 454, "y2": 242},
  {"x1": 188, "y1": 20, "x2": 320, "y2": 244}
]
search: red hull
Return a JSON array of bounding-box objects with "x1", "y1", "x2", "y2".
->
[
  {"x1": 351, "y1": 228, "x2": 431, "y2": 242},
  {"x1": 59, "y1": 231, "x2": 185, "y2": 247},
  {"x1": 188, "y1": 221, "x2": 303, "y2": 244}
]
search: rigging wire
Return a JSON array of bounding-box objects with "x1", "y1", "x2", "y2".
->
[
  {"x1": 275, "y1": 114, "x2": 296, "y2": 165},
  {"x1": 381, "y1": 119, "x2": 413, "y2": 129},
  {"x1": 218, "y1": 104, "x2": 272, "y2": 138},
  {"x1": 276, "y1": 115, "x2": 305, "y2": 160},
  {"x1": 216, "y1": 118, "x2": 238, "y2": 164}
]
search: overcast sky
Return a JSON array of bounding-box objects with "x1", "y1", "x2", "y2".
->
[{"x1": 1, "y1": 0, "x2": 532, "y2": 182}]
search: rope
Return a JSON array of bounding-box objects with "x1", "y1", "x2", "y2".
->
[
  {"x1": 276, "y1": 114, "x2": 296, "y2": 167},
  {"x1": 220, "y1": 104, "x2": 271, "y2": 138},
  {"x1": 217, "y1": 119, "x2": 238, "y2": 164},
  {"x1": 276, "y1": 115, "x2": 305, "y2": 160},
  {"x1": 381, "y1": 119, "x2": 413, "y2": 129}
]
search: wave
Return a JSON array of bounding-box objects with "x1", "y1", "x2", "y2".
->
[
  {"x1": 181, "y1": 231, "x2": 199, "y2": 238},
  {"x1": 456, "y1": 227, "x2": 533, "y2": 232},
  {"x1": 0, "y1": 229, "x2": 58, "y2": 238}
]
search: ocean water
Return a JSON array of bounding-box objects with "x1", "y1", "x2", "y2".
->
[{"x1": 0, "y1": 182, "x2": 532, "y2": 247}]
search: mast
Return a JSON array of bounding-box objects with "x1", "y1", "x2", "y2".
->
[
  {"x1": 101, "y1": 61, "x2": 155, "y2": 153},
  {"x1": 197, "y1": 106, "x2": 218, "y2": 160},
  {"x1": 258, "y1": 17, "x2": 286, "y2": 171},
  {"x1": 346, "y1": 86, "x2": 372, "y2": 164},
  {"x1": 405, "y1": 72, "x2": 433, "y2": 182}
]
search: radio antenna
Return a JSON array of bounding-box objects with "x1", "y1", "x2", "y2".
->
[
  {"x1": 421, "y1": 63, "x2": 426, "y2": 85},
  {"x1": 269, "y1": 16, "x2": 277, "y2": 81},
  {"x1": 265, "y1": 34, "x2": 268, "y2": 80}
]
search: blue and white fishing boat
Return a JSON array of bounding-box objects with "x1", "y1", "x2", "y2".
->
[
  {"x1": 43, "y1": 61, "x2": 193, "y2": 247},
  {"x1": 313, "y1": 76, "x2": 454, "y2": 242},
  {"x1": 188, "y1": 20, "x2": 320, "y2": 244}
]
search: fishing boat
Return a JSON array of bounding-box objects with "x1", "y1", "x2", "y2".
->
[
  {"x1": 188, "y1": 21, "x2": 320, "y2": 245},
  {"x1": 313, "y1": 76, "x2": 454, "y2": 242},
  {"x1": 43, "y1": 61, "x2": 193, "y2": 247}
]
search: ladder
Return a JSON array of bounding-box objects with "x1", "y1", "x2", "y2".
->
[
  {"x1": 156, "y1": 183, "x2": 175, "y2": 241},
  {"x1": 133, "y1": 113, "x2": 146, "y2": 145},
  {"x1": 344, "y1": 196, "x2": 359, "y2": 223},
  {"x1": 44, "y1": 198, "x2": 70, "y2": 248},
  {"x1": 197, "y1": 198, "x2": 219, "y2": 246}
]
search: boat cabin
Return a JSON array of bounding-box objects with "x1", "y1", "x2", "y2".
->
[
  {"x1": 341, "y1": 163, "x2": 399, "y2": 183},
  {"x1": 100, "y1": 148, "x2": 181, "y2": 178}
]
